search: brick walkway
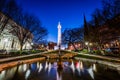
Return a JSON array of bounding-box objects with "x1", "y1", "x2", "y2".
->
[
  {"x1": 0, "y1": 51, "x2": 49, "y2": 72},
  {"x1": 0, "y1": 51, "x2": 48, "y2": 63},
  {"x1": 78, "y1": 53, "x2": 120, "y2": 62}
]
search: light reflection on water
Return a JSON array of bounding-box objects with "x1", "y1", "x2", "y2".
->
[
  {"x1": 0, "y1": 59, "x2": 120, "y2": 80},
  {"x1": 38, "y1": 63, "x2": 43, "y2": 73}
]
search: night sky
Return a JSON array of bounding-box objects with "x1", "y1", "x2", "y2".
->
[{"x1": 17, "y1": 0, "x2": 102, "y2": 42}]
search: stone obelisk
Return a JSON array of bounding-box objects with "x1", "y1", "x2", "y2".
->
[
  {"x1": 57, "y1": 22, "x2": 63, "y2": 70},
  {"x1": 57, "y1": 22, "x2": 61, "y2": 54}
]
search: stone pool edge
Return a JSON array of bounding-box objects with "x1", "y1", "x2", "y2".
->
[
  {"x1": 0, "y1": 57, "x2": 45, "y2": 72},
  {"x1": 75, "y1": 57, "x2": 120, "y2": 74}
]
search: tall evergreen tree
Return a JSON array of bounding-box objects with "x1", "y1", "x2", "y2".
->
[{"x1": 83, "y1": 15, "x2": 89, "y2": 42}]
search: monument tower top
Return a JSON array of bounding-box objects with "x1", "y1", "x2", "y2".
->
[{"x1": 58, "y1": 22, "x2": 61, "y2": 29}]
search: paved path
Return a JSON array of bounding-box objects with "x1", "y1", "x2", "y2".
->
[
  {"x1": 0, "y1": 50, "x2": 120, "y2": 63},
  {"x1": 0, "y1": 51, "x2": 49, "y2": 63},
  {"x1": 77, "y1": 52, "x2": 120, "y2": 62},
  {"x1": 64, "y1": 50, "x2": 120, "y2": 62}
]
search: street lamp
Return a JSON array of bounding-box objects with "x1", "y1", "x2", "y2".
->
[
  {"x1": 89, "y1": 43, "x2": 93, "y2": 46},
  {"x1": 85, "y1": 42, "x2": 88, "y2": 46},
  {"x1": 85, "y1": 42, "x2": 90, "y2": 52}
]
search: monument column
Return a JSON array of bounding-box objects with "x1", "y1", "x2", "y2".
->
[
  {"x1": 57, "y1": 22, "x2": 62, "y2": 50},
  {"x1": 57, "y1": 22, "x2": 63, "y2": 70},
  {"x1": 57, "y1": 22, "x2": 61, "y2": 58}
]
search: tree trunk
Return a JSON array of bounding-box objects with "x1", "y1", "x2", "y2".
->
[
  {"x1": 87, "y1": 44, "x2": 90, "y2": 52},
  {"x1": 20, "y1": 44, "x2": 23, "y2": 54},
  {"x1": 71, "y1": 43, "x2": 78, "y2": 51},
  {"x1": 0, "y1": 18, "x2": 9, "y2": 35},
  {"x1": 118, "y1": 42, "x2": 120, "y2": 54},
  {"x1": 11, "y1": 39, "x2": 14, "y2": 48}
]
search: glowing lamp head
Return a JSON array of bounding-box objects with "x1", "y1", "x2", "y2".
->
[{"x1": 85, "y1": 42, "x2": 88, "y2": 45}]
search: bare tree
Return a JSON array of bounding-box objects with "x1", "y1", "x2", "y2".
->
[
  {"x1": 0, "y1": 0, "x2": 7, "y2": 12},
  {"x1": 85, "y1": 0, "x2": 120, "y2": 50},
  {"x1": 83, "y1": 15, "x2": 89, "y2": 42},
  {"x1": 10, "y1": 13, "x2": 47, "y2": 53},
  {"x1": 0, "y1": 0, "x2": 9, "y2": 34},
  {"x1": 3, "y1": 0, "x2": 21, "y2": 18},
  {"x1": 62, "y1": 27, "x2": 83, "y2": 51},
  {"x1": 0, "y1": 0, "x2": 21, "y2": 35},
  {"x1": 88, "y1": 16, "x2": 102, "y2": 49},
  {"x1": 0, "y1": 15, "x2": 10, "y2": 35},
  {"x1": 0, "y1": 0, "x2": 48, "y2": 53},
  {"x1": 102, "y1": 0, "x2": 120, "y2": 18}
]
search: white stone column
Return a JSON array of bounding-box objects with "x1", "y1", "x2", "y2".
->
[{"x1": 57, "y1": 22, "x2": 62, "y2": 47}]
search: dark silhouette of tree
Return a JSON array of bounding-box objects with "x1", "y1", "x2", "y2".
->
[
  {"x1": 91, "y1": 0, "x2": 120, "y2": 24},
  {"x1": 0, "y1": 0, "x2": 48, "y2": 53},
  {"x1": 91, "y1": 9, "x2": 105, "y2": 25},
  {"x1": 83, "y1": 15, "x2": 89, "y2": 42},
  {"x1": 88, "y1": 16, "x2": 102, "y2": 49},
  {"x1": 10, "y1": 13, "x2": 47, "y2": 53},
  {"x1": 102, "y1": 0, "x2": 120, "y2": 19},
  {"x1": 0, "y1": 14, "x2": 10, "y2": 35},
  {"x1": 1, "y1": 0, "x2": 21, "y2": 17},
  {"x1": 0, "y1": 0, "x2": 21, "y2": 35},
  {"x1": 62, "y1": 28, "x2": 83, "y2": 51},
  {"x1": 0, "y1": 0, "x2": 10, "y2": 34},
  {"x1": 84, "y1": 0, "x2": 120, "y2": 51},
  {"x1": 0, "y1": 0, "x2": 7, "y2": 12}
]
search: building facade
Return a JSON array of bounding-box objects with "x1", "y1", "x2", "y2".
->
[
  {"x1": 0, "y1": 12, "x2": 32, "y2": 51},
  {"x1": 98, "y1": 14, "x2": 120, "y2": 49},
  {"x1": 67, "y1": 42, "x2": 83, "y2": 51},
  {"x1": 48, "y1": 42, "x2": 57, "y2": 50}
]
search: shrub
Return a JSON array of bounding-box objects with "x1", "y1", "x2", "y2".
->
[{"x1": 81, "y1": 49, "x2": 88, "y2": 53}]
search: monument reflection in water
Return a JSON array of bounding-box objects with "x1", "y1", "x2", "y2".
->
[{"x1": 0, "y1": 60, "x2": 120, "y2": 80}]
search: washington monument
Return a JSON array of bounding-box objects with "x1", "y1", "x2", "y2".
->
[{"x1": 57, "y1": 22, "x2": 62, "y2": 49}]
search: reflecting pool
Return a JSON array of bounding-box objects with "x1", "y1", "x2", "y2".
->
[{"x1": 0, "y1": 59, "x2": 120, "y2": 80}]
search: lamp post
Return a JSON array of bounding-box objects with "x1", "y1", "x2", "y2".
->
[{"x1": 85, "y1": 42, "x2": 90, "y2": 52}]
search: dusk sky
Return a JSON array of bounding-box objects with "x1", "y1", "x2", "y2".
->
[{"x1": 18, "y1": 0, "x2": 102, "y2": 42}]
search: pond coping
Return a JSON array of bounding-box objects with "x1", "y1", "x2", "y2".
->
[
  {"x1": 0, "y1": 51, "x2": 54, "y2": 64},
  {"x1": 0, "y1": 57, "x2": 45, "y2": 72},
  {"x1": 75, "y1": 57, "x2": 120, "y2": 74},
  {"x1": 0, "y1": 51, "x2": 54, "y2": 72}
]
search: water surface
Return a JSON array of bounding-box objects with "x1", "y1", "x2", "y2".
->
[{"x1": 0, "y1": 59, "x2": 119, "y2": 80}]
